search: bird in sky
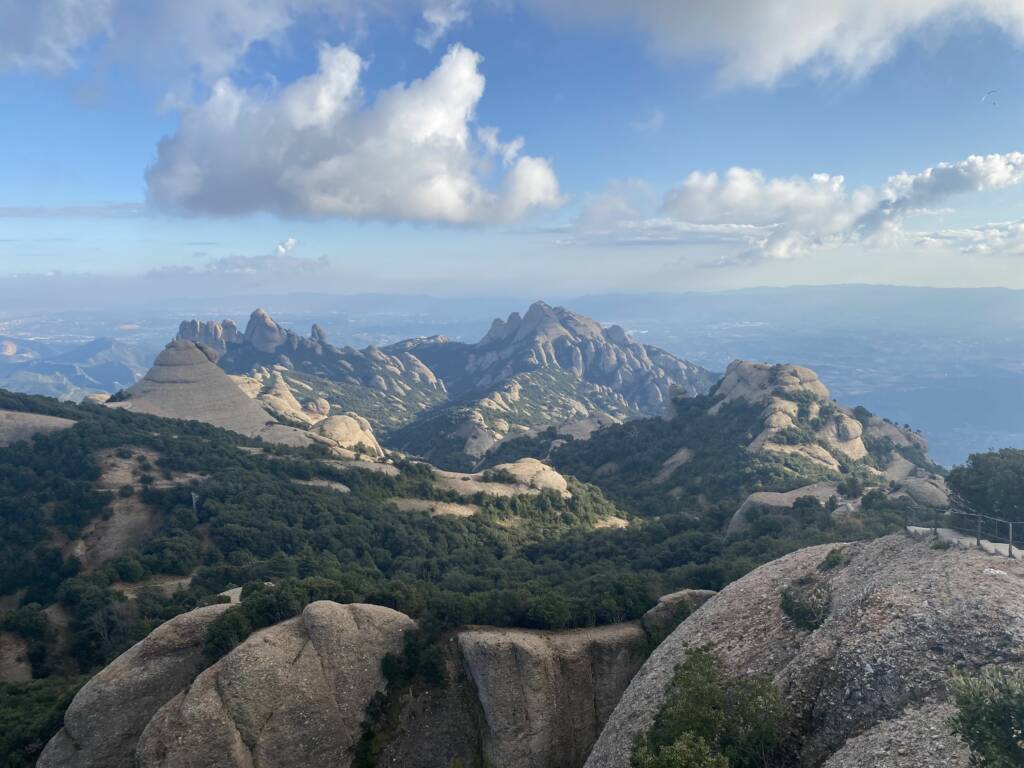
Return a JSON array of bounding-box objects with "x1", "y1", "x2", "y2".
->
[{"x1": 982, "y1": 89, "x2": 999, "y2": 105}]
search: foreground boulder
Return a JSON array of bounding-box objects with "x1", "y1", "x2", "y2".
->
[
  {"x1": 41, "y1": 594, "x2": 686, "y2": 768},
  {"x1": 38, "y1": 603, "x2": 232, "y2": 768},
  {"x1": 137, "y1": 601, "x2": 414, "y2": 767},
  {"x1": 585, "y1": 534, "x2": 1024, "y2": 767}
]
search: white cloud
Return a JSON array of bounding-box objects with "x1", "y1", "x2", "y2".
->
[
  {"x1": 0, "y1": 0, "x2": 114, "y2": 73},
  {"x1": 416, "y1": 0, "x2": 470, "y2": 48},
  {"x1": 0, "y1": 1, "x2": 451, "y2": 82},
  {"x1": 527, "y1": 0, "x2": 1024, "y2": 86},
  {"x1": 274, "y1": 237, "x2": 299, "y2": 256},
  {"x1": 146, "y1": 43, "x2": 562, "y2": 222},
  {"x1": 919, "y1": 219, "x2": 1024, "y2": 256},
  {"x1": 856, "y1": 152, "x2": 1024, "y2": 240},
  {"x1": 570, "y1": 152, "x2": 1024, "y2": 263},
  {"x1": 149, "y1": 250, "x2": 330, "y2": 278}
]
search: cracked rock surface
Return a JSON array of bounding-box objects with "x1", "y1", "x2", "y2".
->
[
  {"x1": 586, "y1": 534, "x2": 1024, "y2": 768},
  {"x1": 38, "y1": 603, "x2": 232, "y2": 768},
  {"x1": 136, "y1": 601, "x2": 414, "y2": 768}
]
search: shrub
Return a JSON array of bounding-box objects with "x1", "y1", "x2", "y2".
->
[
  {"x1": 817, "y1": 547, "x2": 847, "y2": 572},
  {"x1": 780, "y1": 575, "x2": 831, "y2": 631},
  {"x1": 634, "y1": 648, "x2": 790, "y2": 768},
  {"x1": 632, "y1": 732, "x2": 727, "y2": 768},
  {"x1": 481, "y1": 467, "x2": 518, "y2": 485},
  {"x1": 950, "y1": 666, "x2": 1024, "y2": 768}
]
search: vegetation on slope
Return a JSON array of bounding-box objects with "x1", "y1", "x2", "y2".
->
[{"x1": 0, "y1": 387, "x2": 962, "y2": 765}]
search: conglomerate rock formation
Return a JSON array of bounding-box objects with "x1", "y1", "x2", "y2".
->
[{"x1": 585, "y1": 534, "x2": 1024, "y2": 768}]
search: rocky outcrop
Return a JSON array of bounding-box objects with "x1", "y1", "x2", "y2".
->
[
  {"x1": 727, "y1": 481, "x2": 841, "y2": 536},
  {"x1": 43, "y1": 593, "x2": 684, "y2": 768},
  {"x1": 244, "y1": 308, "x2": 288, "y2": 354},
  {"x1": 707, "y1": 362, "x2": 944, "y2": 486},
  {"x1": 585, "y1": 535, "x2": 1024, "y2": 768},
  {"x1": 640, "y1": 589, "x2": 716, "y2": 643},
  {"x1": 108, "y1": 340, "x2": 276, "y2": 436},
  {"x1": 107, "y1": 341, "x2": 329, "y2": 448},
  {"x1": 435, "y1": 458, "x2": 571, "y2": 498},
  {"x1": 176, "y1": 318, "x2": 242, "y2": 357},
  {"x1": 0, "y1": 408, "x2": 75, "y2": 446},
  {"x1": 460, "y1": 302, "x2": 715, "y2": 408},
  {"x1": 38, "y1": 603, "x2": 232, "y2": 768},
  {"x1": 136, "y1": 602, "x2": 415, "y2": 768},
  {"x1": 823, "y1": 701, "x2": 970, "y2": 768},
  {"x1": 455, "y1": 624, "x2": 649, "y2": 768},
  {"x1": 491, "y1": 457, "x2": 570, "y2": 495},
  {"x1": 313, "y1": 413, "x2": 383, "y2": 457}
]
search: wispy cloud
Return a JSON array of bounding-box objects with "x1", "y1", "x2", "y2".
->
[
  {"x1": 416, "y1": 0, "x2": 470, "y2": 49},
  {"x1": 567, "y1": 152, "x2": 1024, "y2": 264},
  {"x1": 0, "y1": 202, "x2": 144, "y2": 218},
  {"x1": 526, "y1": 0, "x2": 1024, "y2": 87}
]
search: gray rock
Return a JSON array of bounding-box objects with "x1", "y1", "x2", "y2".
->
[
  {"x1": 586, "y1": 534, "x2": 1024, "y2": 768},
  {"x1": 136, "y1": 601, "x2": 415, "y2": 768},
  {"x1": 38, "y1": 603, "x2": 232, "y2": 768},
  {"x1": 458, "y1": 622, "x2": 649, "y2": 768},
  {"x1": 823, "y1": 701, "x2": 970, "y2": 768},
  {"x1": 640, "y1": 588, "x2": 716, "y2": 643}
]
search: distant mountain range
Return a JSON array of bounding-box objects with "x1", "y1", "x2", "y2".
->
[
  {"x1": 0, "y1": 336, "x2": 147, "y2": 400},
  {"x1": 177, "y1": 302, "x2": 717, "y2": 469},
  {"x1": 2, "y1": 285, "x2": 1023, "y2": 464}
]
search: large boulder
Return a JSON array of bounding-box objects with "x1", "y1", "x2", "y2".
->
[
  {"x1": 38, "y1": 603, "x2": 232, "y2": 768},
  {"x1": 42, "y1": 595, "x2": 669, "y2": 768},
  {"x1": 456, "y1": 623, "x2": 649, "y2": 768},
  {"x1": 823, "y1": 701, "x2": 970, "y2": 768},
  {"x1": 136, "y1": 601, "x2": 415, "y2": 768},
  {"x1": 585, "y1": 535, "x2": 1024, "y2": 767},
  {"x1": 640, "y1": 589, "x2": 716, "y2": 643},
  {"x1": 312, "y1": 413, "x2": 384, "y2": 457}
]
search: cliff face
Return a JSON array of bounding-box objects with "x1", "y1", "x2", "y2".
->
[
  {"x1": 585, "y1": 534, "x2": 1024, "y2": 768},
  {"x1": 41, "y1": 593, "x2": 709, "y2": 768},
  {"x1": 137, "y1": 602, "x2": 415, "y2": 768},
  {"x1": 464, "y1": 302, "x2": 715, "y2": 407},
  {"x1": 38, "y1": 603, "x2": 232, "y2": 768},
  {"x1": 177, "y1": 304, "x2": 714, "y2": 470}
]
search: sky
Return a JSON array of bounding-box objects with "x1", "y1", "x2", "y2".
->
[{"x1": 2, "y1": 0, "x2": 1024, "y2": 299}]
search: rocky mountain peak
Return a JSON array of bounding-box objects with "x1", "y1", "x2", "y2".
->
[
  {"x1": 310, "y1": 323, "x2": 328, "y2": 345},
  {"x1": 244, "y1": 308, "x2": 287, "y2": 353},
  {"x1": 712, "y1": 360, "x2": 830, "y2": 409},
  {"x1": 176, "y1": 318, "x2": 242, "y2": 357}
]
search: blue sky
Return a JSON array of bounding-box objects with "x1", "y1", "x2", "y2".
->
[{"x1": 2, "y1": 0, "x2": 1024, "y2": 299}]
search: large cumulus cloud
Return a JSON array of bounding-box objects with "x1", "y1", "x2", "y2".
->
[{"x1": 145, "y1": 44, "x2": 563, "y2": 223}]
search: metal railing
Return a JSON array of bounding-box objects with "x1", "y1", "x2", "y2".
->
[{"x1": 905, "y1": 502, "x2": 1021, "y2": 559}]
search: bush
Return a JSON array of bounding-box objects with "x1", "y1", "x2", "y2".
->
[
  {"x1": 780, "y1": 575, "x2": 831, "y2": 631},
  {"x1": 634, "y1": 648, "x2": 790, "y2": 768},
  {"x1": 950, "y1": 666, "x2": 1024, "y2": 767},
  {"x1": 632, "y1": 732, "x2": 727, "y2": 768},
  {"x1": 817, "y1": 547, "x2": 847, "y2": 572}
]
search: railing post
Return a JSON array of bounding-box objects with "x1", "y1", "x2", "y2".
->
[
  {"x1": 1009, "y1": 522, "x2": 1015, "y2": 559},
  {"x1": 933, "y1": 509, "x2": 938, "y2": 536},
  {"x1": 976, "y1": 515, "x2": 982, "y2": 548}
]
